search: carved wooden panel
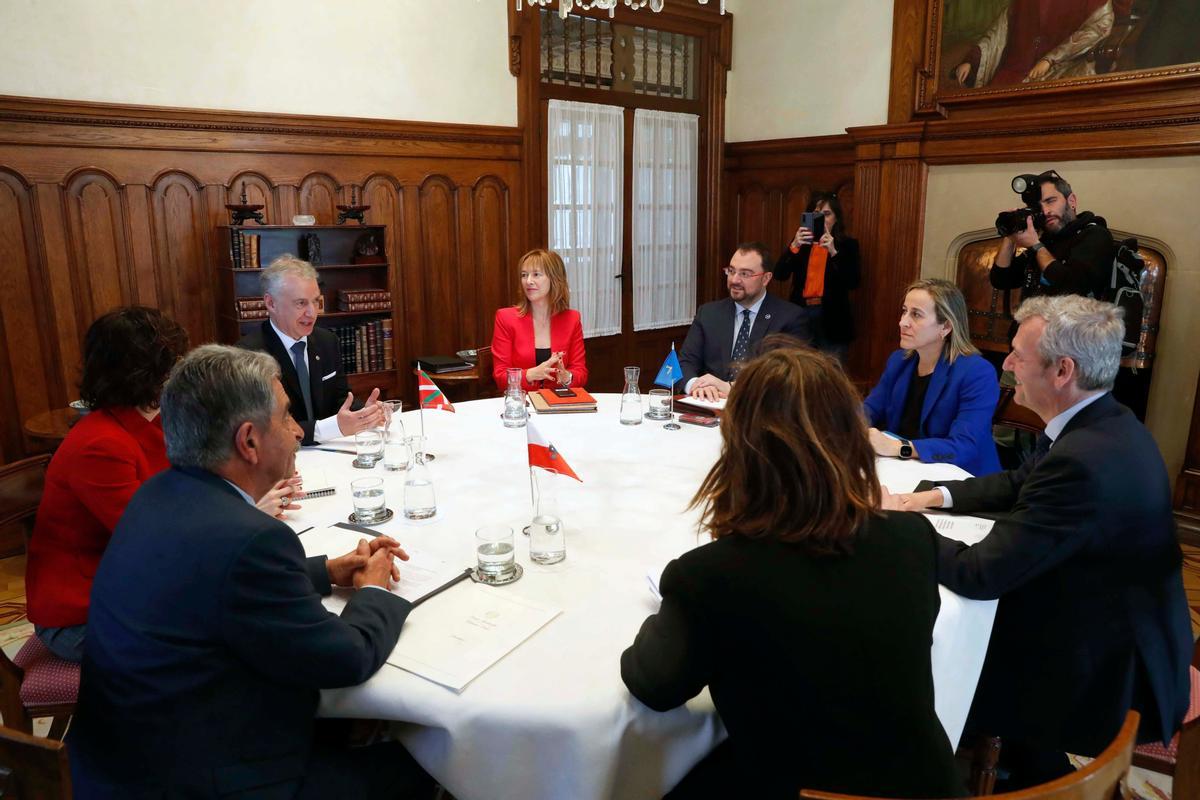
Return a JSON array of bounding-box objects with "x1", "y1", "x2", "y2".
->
[
  {"x1": 471, "y1": 176, "x2": 512, "y2": 354},
  {"x1": 298, "y1": 173, "x2": 340, "y2": 225},
  {"x1": 415, "y1": 176, "x2": 462, "y2": 359},
  {"x1": 151, "y1": 171, "x2": 213, "y2": 344},
  {"x1": 63, "y1": 170, "x2": 133, "y2": 322}
]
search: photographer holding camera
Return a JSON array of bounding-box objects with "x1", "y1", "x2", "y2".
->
[{"x1": 991, "y1": 170, "x2": 1114, "y2": 314}]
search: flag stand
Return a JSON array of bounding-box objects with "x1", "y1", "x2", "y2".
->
[
  {"x1": 664, "y1": 359, "x2": 680, "y2": 431},
  {"x1": 415, "y1": 362, "x2": 436, "y2": 462}
]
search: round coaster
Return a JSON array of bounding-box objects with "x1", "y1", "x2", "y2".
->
[
  {"x1": 352, "y1": 458, "x2": 378, "y2": 470},
  {"x1": 471, "y1": 563, "x2": 523, "y2": 586},
  {"x1": 644, "y1": 412, "x2": 671, "y2": 421},
  {"x1": 663, "y1": 422, "x2": 681, "y2": 431},
  {"x1": 348, "y1": 508, "x2": 394, "y2": 524}
]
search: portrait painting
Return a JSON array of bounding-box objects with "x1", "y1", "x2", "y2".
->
[{"x1": 938, "y1": 0, "x2": 1200, "y2": 92}]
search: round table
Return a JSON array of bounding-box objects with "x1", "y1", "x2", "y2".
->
[
  {"x1": 287, "y1": 395, "x2": 996, "y2": 800},
  {"x1": 22, "y1": 407, "x2": 80, "y2": 446}
]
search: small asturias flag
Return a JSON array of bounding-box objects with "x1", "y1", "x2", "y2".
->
[
  {"x1": 526, "y1": 418, "x2": 581, "y2": 483},
  {"x1": 654, "y1": 342, "x2": 683, "y2": 389},
  {"x1": 417, "y1": 369, "x2": 455, "y2": 413}
]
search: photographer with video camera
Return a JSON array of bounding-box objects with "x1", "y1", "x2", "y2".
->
[{"x1": 991, "y1": 170, "x2": 1114, "y2": 316}]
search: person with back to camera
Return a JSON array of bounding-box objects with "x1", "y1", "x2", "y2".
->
[
  {"x1": 492, "y1": 248, "x2": 588, "y2": 392},
  {"x1": 863, "y1": 278, "x2": 1002, "y2": 477},
  {"x1": 773, "y1": 192, "x2": 860, "y2": 361},
  {"x1": 621, "y1": 337, "x2": 964, "y2": 799}
]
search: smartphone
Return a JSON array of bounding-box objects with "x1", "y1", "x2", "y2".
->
[
  {"x1": 552, "y1": 387, "x2": 575, "y2": 398},
  {"x1": 801, "y1": 211, "x2": 826, "y2": 241},
  {"x1": 679, "y1": 413, "x2": 719, "y2": 428}
]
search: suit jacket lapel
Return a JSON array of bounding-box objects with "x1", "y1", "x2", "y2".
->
[
  {"x1": 308, "y1": 337, "x2": 324, "y2": 416},
  {"x1": 747, "y1": 294, "x2": 777, "y2": 351},
  {"x1": 717, "y1": 299, "x2": 736, "y2": 361},
  {"x1": 920, "y1": 357, "x2": 952, "y2": 435},
  {"x1": 261, "y1": 322, "x2": 309, "y2": 420}
]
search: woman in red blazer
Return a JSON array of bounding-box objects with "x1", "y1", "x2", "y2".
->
[
  {"x1": 26, "y1": 307, "x2": 189, "y2": 662},
  {"x1": 492, "y1": 248, "x2": 589, "y2": 392}
]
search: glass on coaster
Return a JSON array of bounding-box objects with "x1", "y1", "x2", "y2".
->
[
  {"x1": 382, "y1": 432, "x2": 411, "y2": 472},
  {"x1": 403, "y1": 453, "x2": 437, "y2": 520},
  {"x1": 473, "y1": 525, "x2": 522, "y2": 585},
  {"x1": 645, "y1": 388, "x2": 672, "y2": 421},
  {"x1": 353, "y1": 430, "x2": 383, "y2": 468},
  {"x1": 350, "y1": 477, "x2": 391, "y2": 524}
]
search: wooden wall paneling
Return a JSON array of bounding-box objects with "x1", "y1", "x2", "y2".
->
[
  {"x1": 416, "y1": 176, "x2": 463, "y2": 363},
  {"x1": 277, "y1": 185, "x2": 299, "y2": 226},
  {"x1": 298, "y1": 173, "x2": 340, "y2": 224},
  {"x1": 848, "y1": 151, "x2": 882, "y2": 382},
  {"x1": 30, "y1": 183, "x2": 80, "y2": 402},
  {"x1": 472, "y1": 176, "x2": 513, "y2": 397},
  {"x1": 123, "y1": 185, "x2": 160, "y2": 308},
  {"x1": 0, "y1": 170, "x2": 54, "y2": 459},
  {"x1": 62, "y1": 169, "x2": 134, "y2": 321},
  {"x1": 228, "y1": 171, "x2": 277, "y2": 224},
  {"x1": 151, "y1": 171, "x2": 214, "y2": 344},
  {"x1": 362, "y1": 173, "x2": 407, "y2": 398}
]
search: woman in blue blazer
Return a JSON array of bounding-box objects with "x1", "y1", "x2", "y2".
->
[{"x1": 863, "y1": 278, "x2": 1001, "y2": 476}]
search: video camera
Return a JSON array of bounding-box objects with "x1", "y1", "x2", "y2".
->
[{"x1": 994, "y1": 172, "x2": 1052, "y2": 237}]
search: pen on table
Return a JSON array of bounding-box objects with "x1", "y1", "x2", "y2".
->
[
  {"x1": 307, "y1": 447, "x2": 356, "y2": 455},
  {"x1": 411, "y1": 568, "x2": 473, "y2": 608}
]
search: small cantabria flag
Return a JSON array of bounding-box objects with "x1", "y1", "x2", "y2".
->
[
  {"x1": 525, "y1": 417, "x2": 581, "y2": 482},
  {"x1": 417, "y1": 369, "x2": 455, "y2": 413}
]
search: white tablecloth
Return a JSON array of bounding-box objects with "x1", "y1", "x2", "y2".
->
[{"x1": 286, "y1": 394, "x2": 996, "y2": 800}]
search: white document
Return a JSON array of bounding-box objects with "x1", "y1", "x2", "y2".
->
[
  {"x1": 678, "y1": 395, "x2": 725, "y2": 412},
  {"x1": 298, "y1": 525, "x2": 468, "y2": 604},
  {"x1": 388, "y1": 583, "x2": 561, "y2": 693},
  {"x1": 922, "y1": 513, "x2": 995, "y2": 546}
]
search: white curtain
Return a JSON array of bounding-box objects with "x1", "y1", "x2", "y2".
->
[
  {"x1": 547, "y1": 100, "x2": 624, "y2": 338},
  {"x1": 632, "y1": 109, "x2": 698, "y2": 332}
]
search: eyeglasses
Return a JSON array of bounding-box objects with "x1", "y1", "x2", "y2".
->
[{"x1": 723, "y1": 268, "x2": 766, "y2": 280}]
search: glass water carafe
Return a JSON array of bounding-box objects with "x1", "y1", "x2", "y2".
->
[
  {"x1": 620, "y1": 366, "x2": 643, "y2": 425},
  {"x1": 502, "y1": 367, "x2": 528, "y2": 428}
]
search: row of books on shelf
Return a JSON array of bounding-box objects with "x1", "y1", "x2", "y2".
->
[
  {"x1": 333, "y1": 319, "x2": 393, "y2": 374},
  {"x1": 234, "y1": 295, "x2": 328, "y2": 321},
  {"x1": 339, "y1": 289, "x2": 392, "y2": 312},
  {"x1": 230, "y1": 232, "x2": 261, "y2": 269}
]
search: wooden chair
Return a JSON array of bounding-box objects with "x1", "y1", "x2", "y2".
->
[
  {"x1": 0, "y1": 724, "x2": 72, "y2": 799},
  {"x1": 0, "y1": 454, "x2": 78, "y2": 739},
  {"x1": 1130, "y1": 638, "x2": 1200, "y2": 800},
  {"x1": 800, "y1": 711, "x2": 1140, "y2": 800}
]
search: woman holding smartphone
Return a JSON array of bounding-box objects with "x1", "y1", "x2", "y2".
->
[{"x1": 773, "y1": 192, "x2": 861, "y2": 361}]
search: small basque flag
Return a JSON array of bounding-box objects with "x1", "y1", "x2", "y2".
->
[
  {"x1": 526, "y1": 418, "x2": 581, "y2": 482},
  {"x1": 417, "y1": 369, "x2": 455, "y2": 413},
  {"x1": 654, "y1": 342, "x2": 683, "y2": 389}
]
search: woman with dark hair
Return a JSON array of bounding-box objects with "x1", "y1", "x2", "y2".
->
[
  {"x1": 621, "y1": 340, "x2": 963, "y2": 799},
  {"x1": 773, "y1": 192, "x2": 861, "y2": 360},
  {"x1": 864, "y1": 278, "x2": 1001, "y2": 476},
  {"x1": 26, "y1": 307, "x2": 190, "y2": 661},
  {"x1": 491, "y1": 248, "x2": 588, "y2": 391}
]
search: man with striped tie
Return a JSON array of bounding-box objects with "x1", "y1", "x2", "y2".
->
[{"x1": 676, "y1": 242, "x2": 808, "y2": 402}]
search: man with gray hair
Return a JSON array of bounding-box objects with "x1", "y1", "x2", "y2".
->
[
  {"x1": 239, "y1": 254, "x2": 385, "y2": 445},
  {"x1": 69, "y1": 345, "x2": 430, "y2": 798},
  {"x1": 886, "y1": 295, "x2": 1191, "y2": 787}
]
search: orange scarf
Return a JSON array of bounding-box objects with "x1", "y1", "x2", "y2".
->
[{"x1": 802, "y1": 245, "x2": 828, "y2": 301}]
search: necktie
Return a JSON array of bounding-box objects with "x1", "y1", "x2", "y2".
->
[
  {"x1": 290, "y1": 341, "x2": 314, "y2": 420},
  {"x1": 730, "y1": 309, "x2": 752, "y2": 379},
  {"x1": 1033, "y1": 432, "x2": 1052, "y2": 463}
]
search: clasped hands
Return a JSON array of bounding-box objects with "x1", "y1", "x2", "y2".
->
[
  {"x1": 527, "y1": 351, "x2": 570, "y2": 385},
  {"x1": 326, "y1": 535, "x2": 410, "y2": 590},
  {"x1": 337, "y1": 387, "x2": 386, "y2": 437},
  {"x1": 789, "y1": 225, "x2": 837, "y2": 257}
]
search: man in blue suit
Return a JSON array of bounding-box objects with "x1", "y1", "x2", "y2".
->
[
  {"x1": 678, "y1": 242, "x2": 809, "y2": 401},
  {"x1": 70, "y1": 345, "x2": 430, "y2": 799},
  {"x1": 888, "y1": 296, "x2": 1191, "y2": 789}
]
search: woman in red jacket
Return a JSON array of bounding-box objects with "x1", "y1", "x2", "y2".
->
[
  {"x1": 26, "y1": 307, "x2": 189, "y2": 662},
  {"x1": 491, "y1": 249, "x2": 588, "y2": 392}
]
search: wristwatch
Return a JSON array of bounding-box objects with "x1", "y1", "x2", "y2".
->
[
  {"x1": 1028, "y1": 242, "x2": 1045, "y2": 254},
  {"x1": 897, "y1": 439, "x2": 914, "y2": 460}
]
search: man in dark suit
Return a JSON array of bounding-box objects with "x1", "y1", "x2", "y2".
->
[
  {"x1": 886, "y1": 295, "x2": 1191, "y2": 788},
  {"x1": 69, "y1": 345, "x2": 431, "y2": 799},
  {"x1": 678, "y1": 242, "x2": 809, "y2": 401},
  {"x1": 238, "y1": 255, "x2": 384, "y2": 445}
]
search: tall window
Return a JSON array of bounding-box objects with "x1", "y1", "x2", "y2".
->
[
  {"x1": 547, "y1": 99, "x2": 624, "y2": 338},
  {"x1": 632, "y1": 109, "x2": 697, "y2": 331}
]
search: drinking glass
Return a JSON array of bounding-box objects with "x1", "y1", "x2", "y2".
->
[
  {"x1": 403, "y1": 446, "x2": 437, "y2": 520},
  {"x1": 382, "y1": 433, "x2": 411, "y2": 472},
  {"x1": 351, "y1": 477, "x2": 387, "y2": 523},
  {"x1": 475, "y1": 525, "x2": 516, "y2": 579},
  {"x1": 354, "y1": 430, "x2": 383, "y2": 467},
  {"x1": 529, "y1": 513, "x2": 565, "y2": 565},
  {"x1": 646, "y1": 388, "x2": 671, "y2": 420}
]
